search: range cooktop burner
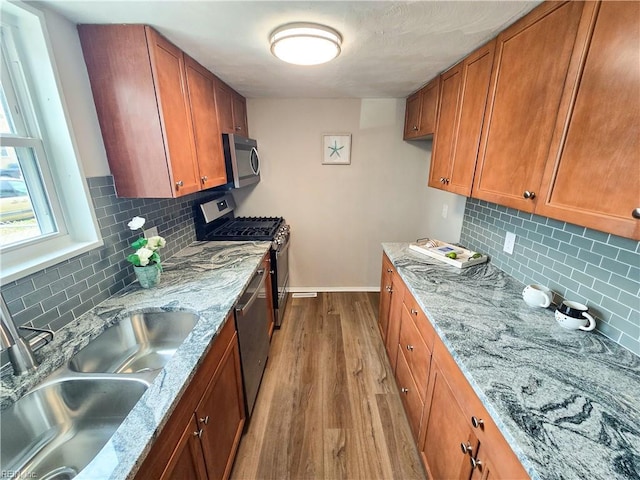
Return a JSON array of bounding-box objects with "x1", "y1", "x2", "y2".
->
[{"x1": 205, "y1": 216, "x2": 284, "y2": 241}]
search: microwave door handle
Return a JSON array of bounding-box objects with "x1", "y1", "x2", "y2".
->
[
  {"x1": 250, "y1": 147, "x2": 260, "y2": 175},
  {"x1": 236, "y1": 269, "x2": 267, "y2": 315}
]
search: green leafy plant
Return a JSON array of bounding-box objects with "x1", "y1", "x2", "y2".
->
[{"x1": 126, "y1": 216, "x2": 166, "y2": 270}]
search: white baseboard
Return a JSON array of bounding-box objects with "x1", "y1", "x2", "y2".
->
[{"x1": 289, "y1": 286, "x2": 380, "y2": 293}]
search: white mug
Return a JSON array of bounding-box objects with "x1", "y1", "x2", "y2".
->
[
  {"x1": 522, "y1": 284, "x2": 552, "y2": 308},
  {"x1": 554, "y1": 301, "x2": 596, "y2": 331}
]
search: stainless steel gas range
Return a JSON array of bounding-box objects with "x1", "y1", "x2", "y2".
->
[{"x1": 194, "y1": 194, "x2": 290, "y2": 328}]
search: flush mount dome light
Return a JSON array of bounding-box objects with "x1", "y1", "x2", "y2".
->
[{"x1": 270, "y1": 22, "x2": 342, "y2": 66}]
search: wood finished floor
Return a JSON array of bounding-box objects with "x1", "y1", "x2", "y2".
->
[{"x1": 230, "y1": 292, "x2": 426, "y2": 480}]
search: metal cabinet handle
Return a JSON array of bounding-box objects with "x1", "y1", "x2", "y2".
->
[
  {"x1": 412, "y1": 126, "x2": 419, "y2": 131},
  {"x1": 410, "y1": 309, "x2": 418, "y2": 316},
  {"x1": 406, "y1": 344, "x2": 414, "y2": 351},
  {"x1": 386, "y1": 268, "x2": 393, "y2": 273},
  {"x1": 176, "y1": 180, "x2": 184, "y2": 189},
  {"x1": 440, "y1": 177, "x2": 445, "y2": 183},
  {"x1": 471, "y1": 416, "x2": 484, "y2": 429},
  {"x1": 632, "y1": 208, "x2": 640, "y2": 219},
  {"x1": 523, "y1": 190, "x2": 535, "y2": 199},
  {"x1": 401, "y1": 387, "x2": 409, "y2": 394},
  {"x1": 470, "y1": 457, "x2": 482, "y2": 470},
  {"x1": 235, "y1": 126, "x2": 242, "y2": 131},
  {"x1": 460, "y1": 442, "x2": 473, "y2": 455},
  {"x1": 193, "y1": 428, "x2": 203, "y2": 438},
  {"x1": 201, "y1": 176, "x2": 208, "y2": 184},
  {"x1": 200, "y1": 415, "x2": 210, "y2": 425},
  {"x1": 445, "y1": 178, "x2": 450, "y2": 184},
  {"x1": 385, "y1": 285, "x2": 393, "y2": 292}
]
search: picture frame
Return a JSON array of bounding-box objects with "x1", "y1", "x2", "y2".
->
[{"x1": 322, "y1": 134, "x2": 352, "y2": 165}]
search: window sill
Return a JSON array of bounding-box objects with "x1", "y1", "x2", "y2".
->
[{"x1": 1, "y1": 236, "x2": 103, "y2": 285}]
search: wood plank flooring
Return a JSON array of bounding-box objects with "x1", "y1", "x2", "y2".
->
[{"x1": 230, "y1": 292, "x2": 426, "y2": 480}]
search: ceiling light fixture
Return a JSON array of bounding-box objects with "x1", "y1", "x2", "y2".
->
[{"x1": 270, "y1": 22, "x2": 342, "y2": 66}]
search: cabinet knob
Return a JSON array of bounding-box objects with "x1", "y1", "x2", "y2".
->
[
  {"x1": 440, "y1": 177, "x2": 446, "y2": 183},
  {"x1": 386, "y1": 268, "x2": 393, "y2": 273},
  {"x1": 201, "y1": 176, "x2": 208, "y2": 184},
  {"x1": 193, "y1": 428, "x2": 203, "y2": 438},
  {"x1": 200, "y1": 415, "x2": 210, "y2": 425},
  {"x1": 176, "y1": 180, "x2": 184, "y2": 188},
  {"x1": 523, "y1": 190, "x2": 535, "y2": 199},
  {"x1": 470, "y1": 457, "x2": 482, "y2": 470},
  {"x1": 385, "y1": 285, "x2": 392, "y2": 292},
  {"x1": 235, "y1": 126, "x2": 242, "y2": 131},
  {"x1": 632, "y1": 208, "x2": 640, "y2": 219},
  {"x1": 460, "y1": 442, "x2": 473, "y2": 455},
  {"x1": 412, "y1": 126, "x2": 419, "y2": 131},
  {"x1": 406, "y1": 344, "x2": 414, "y2": 351},
  {"x1": 445, "y1": 178, "x2": 450, "y2": 184},
  {"x1": 410, "y1": 309, "x2": 418, "y2": 316},
  {"x1": 471, "y1": 416, "x2": 484, "y2": 429},
  {"x1": 401, "y1": 387, "x2": 409, "y2": 394}
]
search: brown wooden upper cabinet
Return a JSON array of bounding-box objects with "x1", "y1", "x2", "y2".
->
[
  {"x1": 404, "y1": 77, "x2": 440, "y2": 140},
  {"x1": 429, "y1": 41, "x2": 495, "y2": 196},
  {"x1": 471, "y1": 1, "x2": 587, "y2": 213},
  {"x1": 78, "y1": 25, "x2": 228, "y2": 198},
  {"x1": 536, "y1": 1, "x2": 640, "y2": 240},
  {"x1": 215, "y1": 79, "x2": 249, "y2": 138}
]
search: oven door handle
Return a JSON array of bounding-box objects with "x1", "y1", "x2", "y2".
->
[{"x1": 236, "y1": 269, "x2": 267, "y2": 315}]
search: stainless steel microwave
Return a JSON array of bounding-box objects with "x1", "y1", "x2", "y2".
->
[{"x1": 222, "y1": 134, "x2": 260, "y2": 188}]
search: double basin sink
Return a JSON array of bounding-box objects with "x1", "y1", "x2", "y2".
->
[{"x1": 1, "y1": 311, "x2": 200, "y2": 480}]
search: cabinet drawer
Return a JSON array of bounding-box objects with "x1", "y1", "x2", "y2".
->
[
  {"x1": 432, "y1": 338, "x2": 527, "y2": 478},
  {"x1": 399, "y1": 305, "x2": 431, "y2": 401},
  {"x1": 403, "y1": 293, "x2": 436, "y2": 350},
  {"x1": 395, "y1": 347, "x2": 425, "y2": 442}
]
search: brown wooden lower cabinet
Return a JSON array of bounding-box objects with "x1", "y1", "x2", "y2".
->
[
  {"x1": 378, "y1": 254, "x2": 528, "y2": 479},
  {"x1": 136, "y1": 314, "x2": 245, "y2": 480}
]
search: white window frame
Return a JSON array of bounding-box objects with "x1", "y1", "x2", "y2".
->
[{"x1": 0, "y1": 1, "x2": 102, "y2": 284}]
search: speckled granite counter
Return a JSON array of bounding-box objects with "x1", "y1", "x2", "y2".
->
[
  {"x1": 383, "y1": 243, "x2": 640, "y2": 480},
  {"x1": 1, "y1": 241, "x2": 271, "y2": 479}
]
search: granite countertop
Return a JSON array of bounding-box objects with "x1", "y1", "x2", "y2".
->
[
  {"x1": 1, "y1": 240, "x2": 271, "y2": 479},
  {"x1": 383, "y1": 243, "x2": 640, "y2": 480}
]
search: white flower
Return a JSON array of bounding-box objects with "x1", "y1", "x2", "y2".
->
[
  {"x1": 128, "y1": 216, "x2": 146, "y2": 231},
  {"x1": 136, "y1": 247, "x2": 154, "y2": 266},
  {"x1": 146, "y1": 236, "x2": 166, "y2": 251}
]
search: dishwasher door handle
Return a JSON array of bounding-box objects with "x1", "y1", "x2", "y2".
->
[{"x1": 236, "y1": 269, "x2": 267, "y2": 315}]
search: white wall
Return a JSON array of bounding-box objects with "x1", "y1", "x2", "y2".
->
[
  {"x1": 233, "y1": 98, "x2": 466, "y2": 290},
  {"x1": 40, "y1": 4, "x2": 110, "y2": 177}
]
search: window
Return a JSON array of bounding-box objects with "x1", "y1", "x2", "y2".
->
[{"x1": 0, "y1": 2, "x2": 101, "y2": 283}]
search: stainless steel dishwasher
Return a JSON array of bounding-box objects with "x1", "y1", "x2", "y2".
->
[{"x1": 235, "y1": 266, "x2": 270, "y2": 417}]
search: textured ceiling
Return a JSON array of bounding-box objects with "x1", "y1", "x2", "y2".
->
[{"x1": 43, "y1": 1, "x2": 542, "y2": 98}]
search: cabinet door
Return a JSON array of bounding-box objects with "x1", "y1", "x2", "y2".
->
[
  {"x1": 196, "y1": 335, "x2": 245, "y2": 480},
  {"x1": 472, "y1": 1, "x2": 586, "y2": 212},
  {"x1": 399, "y1": 305, "x2": 431, "y2": 402},
  {"x1": 184, "y1": 56, "x2": 227, "y2": 189},
  {"x1": 537, "y1": 1, "x2": 640, "y2": 240},
  {"x1": 395, "y1": 347, "x2": 425, "y2": 442},
  {"x1": 232, "y1": 94, "x2": 248, "y2": 137},
  {"x1": 429, "y1": 64, "x2": 462, "y2": 189},
  {"x1": 159, "y1": 415, "x2": 208, "y2": 480},
  {"x1": 418, "y1": 77, "x2": 439, "y2": 137},
  {"x1": 145, "y1": 28, "x2": 200, "y2": 196},
  {"x1": 385, "y1": 272, "x2": 405, "y2": 373},
  {"x1": 215, "y1": 80, "x2": 235, "y2": 134},
  {"x1": 378, "y1": 255, "x2": 394, "y2": 341},
  {"x1": 420, "y1": 358, "x2": 477, "y2": 480},
  {"x1": 404, "y1": 91, "x2": 422, "y2": 139},
  {"x1": 447, "y1": 41, "x2": 495, "y2": 196}
]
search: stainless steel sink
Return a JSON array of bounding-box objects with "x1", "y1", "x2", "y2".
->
[
  {"x1": 0, "y1": 378, "x2": 147, "y2": 480},
  {"x1": 68, "y1": 311, "x2": 199, "y2": 374}
]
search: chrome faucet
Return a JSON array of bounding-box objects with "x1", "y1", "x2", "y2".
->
[{"x1": 1, "y1": 293, "x2": 54, "y2": 376}]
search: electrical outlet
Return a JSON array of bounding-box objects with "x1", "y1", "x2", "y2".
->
[
  {"x1": 441, "y1": 204, "x2": 448, "y2": 219},
  {"x1": 144, "y1": 226, "x2": 159, "y2": 238},
  {"x1": 503, "y1": 232, "x2": 516, "y2": 255}
]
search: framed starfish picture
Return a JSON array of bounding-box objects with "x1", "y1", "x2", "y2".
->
[{"x1": 322, "y1": 134, "x2": 352, "y2": 165}]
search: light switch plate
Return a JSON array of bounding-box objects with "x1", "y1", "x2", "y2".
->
[
  {"x1": 144, "y1": 226, "x2": 159, "y2": 238},
  {"x1": 503, "y1": 231, "x2": 516, "y2": 255}
]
